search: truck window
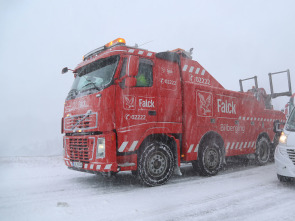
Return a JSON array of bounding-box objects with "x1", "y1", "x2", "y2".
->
[
  {"x1": 119, "y1": 58, "x2": 127, "y2": 78},
  {"x1": 135, "y1": 59, "x2": 153, "y2": 87}
]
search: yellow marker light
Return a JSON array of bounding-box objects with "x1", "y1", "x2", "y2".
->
[
  {"x1": 66, "y1": 114, "x2": 70, "y2": 117},
  {"x1": 78, "y1": 130, "x2": 82, "y2": 133},
  {"x1": 105, "y1": 38, "x2": 126, "y2": 48}
]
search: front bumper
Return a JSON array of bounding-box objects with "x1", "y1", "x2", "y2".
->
[
  {"x1": 64, "y1": 159, "x2": 118, "y2": 173},
  {"x1": 274, "y1": 144, "x2": 295, "y2": 178},
  {"x1": 63, "y1": 131, "x2": 118, "y2": 173}
]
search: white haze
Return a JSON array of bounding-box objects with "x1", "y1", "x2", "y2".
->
[{"x1": 0, "y1": 0, "x2": 295, "y2": 156}]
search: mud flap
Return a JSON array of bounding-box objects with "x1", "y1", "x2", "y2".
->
[
  {"x1": 172, "y1": 136, "x2": 182, "y2": 176},
  {"x1": 174, "y1": 166, "x2": 182, "y2": 176}
]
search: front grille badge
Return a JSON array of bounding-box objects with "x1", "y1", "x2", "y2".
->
[{"x1": 72, "y1": 110, "x2": 92, "y2": 132}]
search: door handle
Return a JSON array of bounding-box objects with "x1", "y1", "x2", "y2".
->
[{"x1": 148, "y1": 111, "x2": 157, "y2": 116}]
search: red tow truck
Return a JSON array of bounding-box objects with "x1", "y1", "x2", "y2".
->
[{"x1": 61, "y1": 38, "x2": 289, "y2": 186}]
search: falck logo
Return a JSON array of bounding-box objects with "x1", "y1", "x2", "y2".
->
[
  {"x1": 197, "y1": 91, "x2": 213, "y2": 117},
  {"x1": 124, "y1": 96, "x2": 136, "y2": 110}
]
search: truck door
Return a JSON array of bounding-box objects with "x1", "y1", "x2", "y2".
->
[
  {"x1": 116, "y1": 56, "x2": 157, "y2": 130},
  {"x1": 155, "y1": 58, "x2": 182, "y2": 123}
]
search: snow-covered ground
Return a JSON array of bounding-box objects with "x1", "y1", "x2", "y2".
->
[{"x1": 1, "y1": 156, "x2": 294, "y2": 221}]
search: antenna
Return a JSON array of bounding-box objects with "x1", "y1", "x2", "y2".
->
[{"x1": 138, "y1": 40, "x2": 154, "y2": 47}]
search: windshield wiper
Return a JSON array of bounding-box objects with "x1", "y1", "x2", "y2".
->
[
  {"x1": 81, "y1": 76, "x2": 101, "y2": 91},
  {"x1": 82, "y1": 82, "x2": 99, "y2": 89}
]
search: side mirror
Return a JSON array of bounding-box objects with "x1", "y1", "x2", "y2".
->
[
  {"x1": 273, "y1": 120, "x2": 284, "y2": 134},
  {"x1": 114, "y1": 78, "x2": 121, "y2": 85},
  {"x1": 125, "y1": 77, "x2": 137, "y2": 87},
  {"x1": 62, "y1": 67, "x2": 68, "y2": 74},
  {"x1": 126, "y1": 56, "x2": 139, "y2": 77},
  {"x1": 61, "y1": 67, "x2": 74, "y2": 74}
]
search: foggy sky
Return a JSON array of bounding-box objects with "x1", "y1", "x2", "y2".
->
[{"x1": 1, "y1": 0, "x2": 295, "y2": 156}]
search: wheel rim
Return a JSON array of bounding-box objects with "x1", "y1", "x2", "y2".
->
[
  {"x1": 204, "y1": 147, "x2": 219, "y2": 170},
  {"x1": 147, "y1": 151, "x2": 168, "y2": 177}
]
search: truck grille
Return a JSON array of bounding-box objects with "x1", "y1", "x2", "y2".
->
[
  {"x1": 66, "y1": 137, "x2": 95, "y2": 163},
  {"x1": 287, "y1": 149, "x2": 295, "y2": 165},
  {"x1": 64, "y1": 112, "x2": 97, "y2": 131}
]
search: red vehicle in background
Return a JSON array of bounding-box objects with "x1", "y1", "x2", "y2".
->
[{"x1": 61, "y1": 38, "x2": 290, "y2": 186}]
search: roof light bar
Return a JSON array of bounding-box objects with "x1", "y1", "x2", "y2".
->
[
  {"x1": 83, "y1": 46, "x2": 105, "y2": 61},
  {"x1": 105, "y1": 38, "x2": 126, "y2": 48},
  {"x1": 83, "y1": 38, "x2": 126, "y2": 61}
]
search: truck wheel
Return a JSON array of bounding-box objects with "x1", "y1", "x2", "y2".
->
[
  {"x1": 255, "y1": 137, "x2": 270, "y2": 165},
  {"x1": 138, "y1": 141, "x2": 174, "y2": 187},
  {"x1": 193, "y1": 140, "x2": 222, "y2": 176},
  {"x1": 277, "y1": 174, "x2": 293, "y2": 182}
]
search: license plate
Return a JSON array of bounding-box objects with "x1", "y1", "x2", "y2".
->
[{"x1": 72, "y1": 161, "x2": 83, "y2": 168}]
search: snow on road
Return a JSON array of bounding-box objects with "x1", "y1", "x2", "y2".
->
[{"x1": 0, "y1": 156, "x2": 294, "y2": 221}]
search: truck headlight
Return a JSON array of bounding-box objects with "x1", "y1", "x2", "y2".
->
[
  {"x1": 279, "y1": 132, "x2": 288, "y2": 145},
  {"x1": 96, "y1": 138, "x2": 105, "y2": 159}
]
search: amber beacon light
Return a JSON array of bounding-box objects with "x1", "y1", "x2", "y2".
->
[{"x1": 105, "y1": 38, "x2": 126, "y2": 48}]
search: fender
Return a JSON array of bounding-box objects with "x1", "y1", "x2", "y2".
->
[
  {"x1": 136, "y1": 124, "x2": 182, "y2": 166},
  {"x1": 198, "y1": 130, "x2": 225, "y2": 158},
  {"x1": 256, "y1": 132, "x2": 271, "y2": 144}
]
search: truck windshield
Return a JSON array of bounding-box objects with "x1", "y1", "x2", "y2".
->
[
  {"x1": 286, "y1": 108, "x2": 295, "y2": 131},
  {"x1": 66, "y1": 55, "x2": 119, "y2": 100}
]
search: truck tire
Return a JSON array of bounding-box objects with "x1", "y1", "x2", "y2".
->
[
  {"x1": 193, "y1": 140, "x2": 222, "y2": 176},
  {"x1": 277, "y1": 174, "x2": 293, "y2": 182},
  {"x1": 138, "y1": 141, "x2": 174, "y2": 187},
  {"x1": 255, "y1": 137, "x2": 270, "y2": 165}
]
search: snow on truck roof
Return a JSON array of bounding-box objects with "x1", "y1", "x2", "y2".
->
[
  {"x1": 74, "y1": 38, "x2": 224, "y2": 91},
  {"x1": 75, "y1": 38, "x2": 195, "y2": 71},
  {"x1": 74, "y1": 38, "x2": 156, "y2": 71}
]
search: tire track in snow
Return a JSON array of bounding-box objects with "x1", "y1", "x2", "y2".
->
[{"x1": 1, "y1": 157, "x2": 295, "y2": 221}]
